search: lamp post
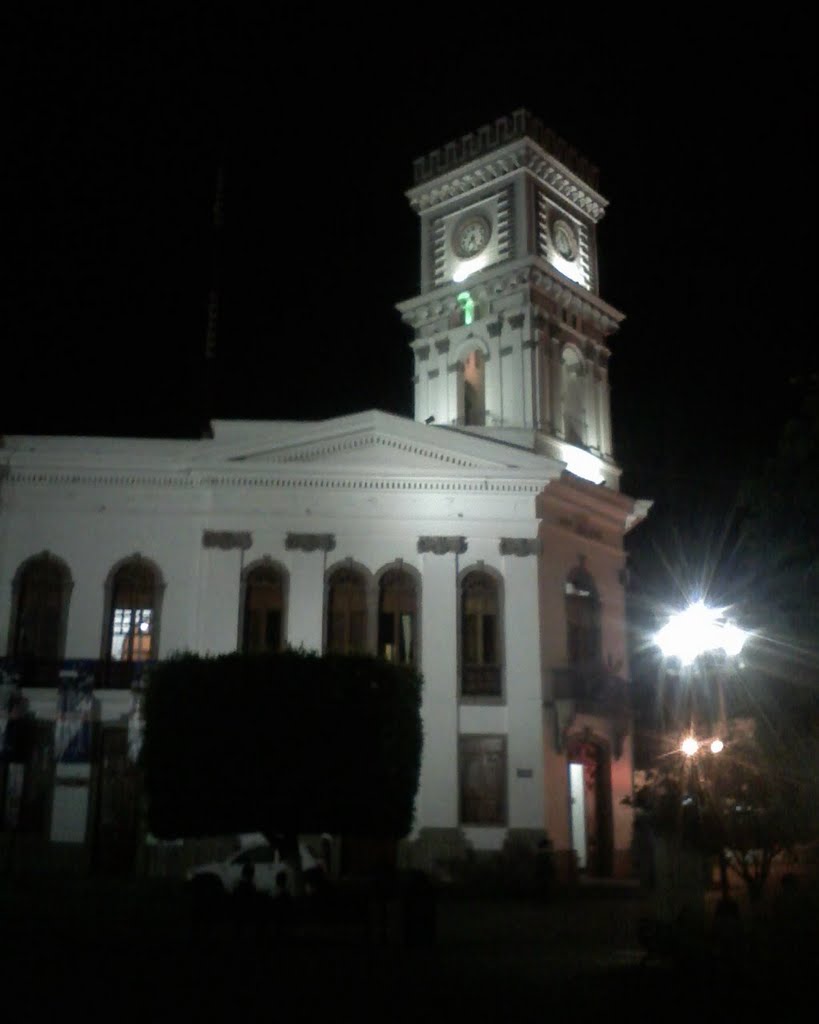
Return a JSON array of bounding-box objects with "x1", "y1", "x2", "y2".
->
[{"x1": 653, "y1": 600, "x2": 749, "y2": 904}]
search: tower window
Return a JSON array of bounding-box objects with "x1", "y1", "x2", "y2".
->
[
  {"x1": 463, "y1": 350, "x2": 486, "y2": 427},
  {"x1": 561, "y1": 347, "x2": 585, "y2": 446}
]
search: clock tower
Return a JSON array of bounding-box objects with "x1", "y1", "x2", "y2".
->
[{"x1": 398, "y1": 109, "x2": 623, "y2": 489}]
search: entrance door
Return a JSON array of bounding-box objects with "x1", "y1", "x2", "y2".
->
[
  {"x1": 567, "y1": 735, "x2": 613, "y2": 876},
  {"x1": 569, "y1": 761, "x2": 587, "y2": 869}
]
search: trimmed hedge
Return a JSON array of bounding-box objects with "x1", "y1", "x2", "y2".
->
[{"x1": 142, "y1": 649, "x2": 423, "y2": 841}]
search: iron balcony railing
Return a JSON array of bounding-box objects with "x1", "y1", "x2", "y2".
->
[
  {"x1": 461, "y1": 664, "x2": 502, "y2": 698},
  {"x1": 0, "y1": 657, "x2": 154, "y2": 690},
  {"x1": 551, "y1": 664, "x2": 629, "y2": 716}
]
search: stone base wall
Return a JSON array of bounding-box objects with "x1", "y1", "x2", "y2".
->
[{"x1": 397, "y1": 828, "x2": 471, "y2": 879}]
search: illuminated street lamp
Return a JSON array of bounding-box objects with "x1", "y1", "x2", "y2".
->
[
  {"x1": 655, "y1": 600, "x2": 749, "y2": 733},
  {"x1": 654, "y1": 600, "x2": 748, "y2": 667},
  {"x1": 654, "y1": 600, "x2": 750, "y2": 904}
]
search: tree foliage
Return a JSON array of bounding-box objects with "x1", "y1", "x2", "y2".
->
[
  {"x1": 740, "y1": 375, "x2": 819, "y2": 684},
  {"x1": 628, "y1": 721, "x2": 818, "y2": 900},
  {"x1": 141, "y1": 649, "x2": 423, "y2": 841}
]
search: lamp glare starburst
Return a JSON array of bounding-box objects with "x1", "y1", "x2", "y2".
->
[{"x1": 654, "y1": 600, "x2": 749, "y2": 666}]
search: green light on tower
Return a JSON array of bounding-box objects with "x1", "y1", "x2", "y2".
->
[{"x1": 457, "y1": 291, "x2": 475, "y2": 326}]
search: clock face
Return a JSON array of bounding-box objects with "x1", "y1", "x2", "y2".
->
[
  {"x1": 552, "y1": 220, "x2": 578, "y2": 261},
  {"x1": 453, "y1": 215, "x2": 491, "y2": 259}
]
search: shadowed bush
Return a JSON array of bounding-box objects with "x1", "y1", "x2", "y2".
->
[{"x1": 142, "y1": 649, "x2": 423, "y2": 841}]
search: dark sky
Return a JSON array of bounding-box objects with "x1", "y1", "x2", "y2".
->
[{"x1": 5, "y1": 11, "x2": 816, "y2": 603}]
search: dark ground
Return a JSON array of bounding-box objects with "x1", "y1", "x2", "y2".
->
[{"x1": 2, "y1": 874, "x2": 814, "y2": 1021}]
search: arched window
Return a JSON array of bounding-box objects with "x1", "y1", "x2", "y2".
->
[
  {"x1": 11, "y1": 554, "x2": 72, "y2": 663},
  {"x1": 107, "y1": 559, "x2": 160, "y2": 664},
  {"x1": 377, "y1": 569, "x2": 417, "y2": 665},
  {"x1": 461, "y1": 570, "x2": 502, "y2": 697},
  {"x1": 463, "y1": 349, "x2": 486, "y2": 426},
  {"x1": 561, "y1": 346, "x2": 585, "y2": 446},
  {"x1": 326, "y1": 568, "x2": 368, "y2": 655},
  {"x1": 242, "y1": 564, "x2": 286, "y2": 653},
  {"x1": 565, "y1": 565, "x2": 601, "y2": 671}
]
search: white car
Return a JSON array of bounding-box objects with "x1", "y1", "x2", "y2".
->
[{"x1": 187, "y1": 838, "x2": 324, "y2": 898}]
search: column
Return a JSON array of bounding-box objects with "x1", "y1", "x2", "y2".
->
[
  {"x1": 600, "y1": 362, "x2": 613, "y2": 458},
  {"x1": 550, "y1": 337, "x2": 562, "y2": 436}
]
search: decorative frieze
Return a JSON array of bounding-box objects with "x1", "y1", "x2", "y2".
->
[
  {"x1": 417, "y1": 536, "x2": 467, "y2": 555},
  {"x1": 202, "y1": 530, "x2": 252, "y2": 550},
  {"x1": 285, "y1": 533, "x2": 336, "y2": 553},
  {"x1": 398, "y1": 263, "x2": 622, "y2": 336},
  {"x1": 499, "y1": 537, "x2": 541, "y2": 557}
]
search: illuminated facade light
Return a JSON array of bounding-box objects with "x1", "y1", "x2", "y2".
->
[
  {"x1": 452, "y1": 254, "x2": 489, "y2": 283},
  {"x1": 456, "y1": 291, "x2": 475, "y2": 326},
  {"x1": 560, "y1": 443, "x2": 605, "y2": 485}
]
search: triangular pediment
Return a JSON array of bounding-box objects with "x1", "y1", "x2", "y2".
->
[{"x1": 199, "y1": 410, "x2": 562, "y2": 476}]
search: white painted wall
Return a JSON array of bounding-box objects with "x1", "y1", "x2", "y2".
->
[{"x1": 0, "y1": 416, "x2": 639, "y2": 870}]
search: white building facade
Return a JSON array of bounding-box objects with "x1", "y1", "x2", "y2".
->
[{"x1": 0, "y1": 111, "x2": 649, "y2": 879}]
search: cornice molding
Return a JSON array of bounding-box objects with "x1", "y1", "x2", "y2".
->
[
  {"x1": 411, "y1": 110, "x2": 599, "y2": 188},
  {"x1": 6, "y1": 467, "x2": 545, "y2": 497},
  {"x1": 400, "y1": 261, "x2": 624, "y2": 335},
  {"x1": 408, "y1": 139, "x2": 606, "y2": 222}
]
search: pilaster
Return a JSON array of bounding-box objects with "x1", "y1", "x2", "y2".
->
[
  {"x1": 285, "y1": 533, "x2": 335, "y2": 652},
  {"x1": 417, "y1": 536, "x2": 464, "y2": 828},
  {"x1": 500, "y1": 540, "x2": 546, "y2": 830}
]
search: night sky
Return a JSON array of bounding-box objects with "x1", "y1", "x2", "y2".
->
[{"x1": 6, "y1": 11, "x2": 816, "y2": 611}]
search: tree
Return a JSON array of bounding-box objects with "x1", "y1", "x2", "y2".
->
[
  {"x1": 141, "y1": 649, "x2": 423, "y2": 853},
  {"x1": 629, "y1": 719, "x2": 818, "y2": 904},
  {"x1": 739, "y1": 373, "x2": 819, "y2": 705}
]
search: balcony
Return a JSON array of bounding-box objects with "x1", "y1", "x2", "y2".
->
[
  {"x1": 551, "y1": 664, "x2": 629, "y2": 717},
  {"x1": 549, "y1": 664, "x2": 630, "y2": 759},
  {"x1": 461, "y1": 664, "x2": 502, "y2": 698}
]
